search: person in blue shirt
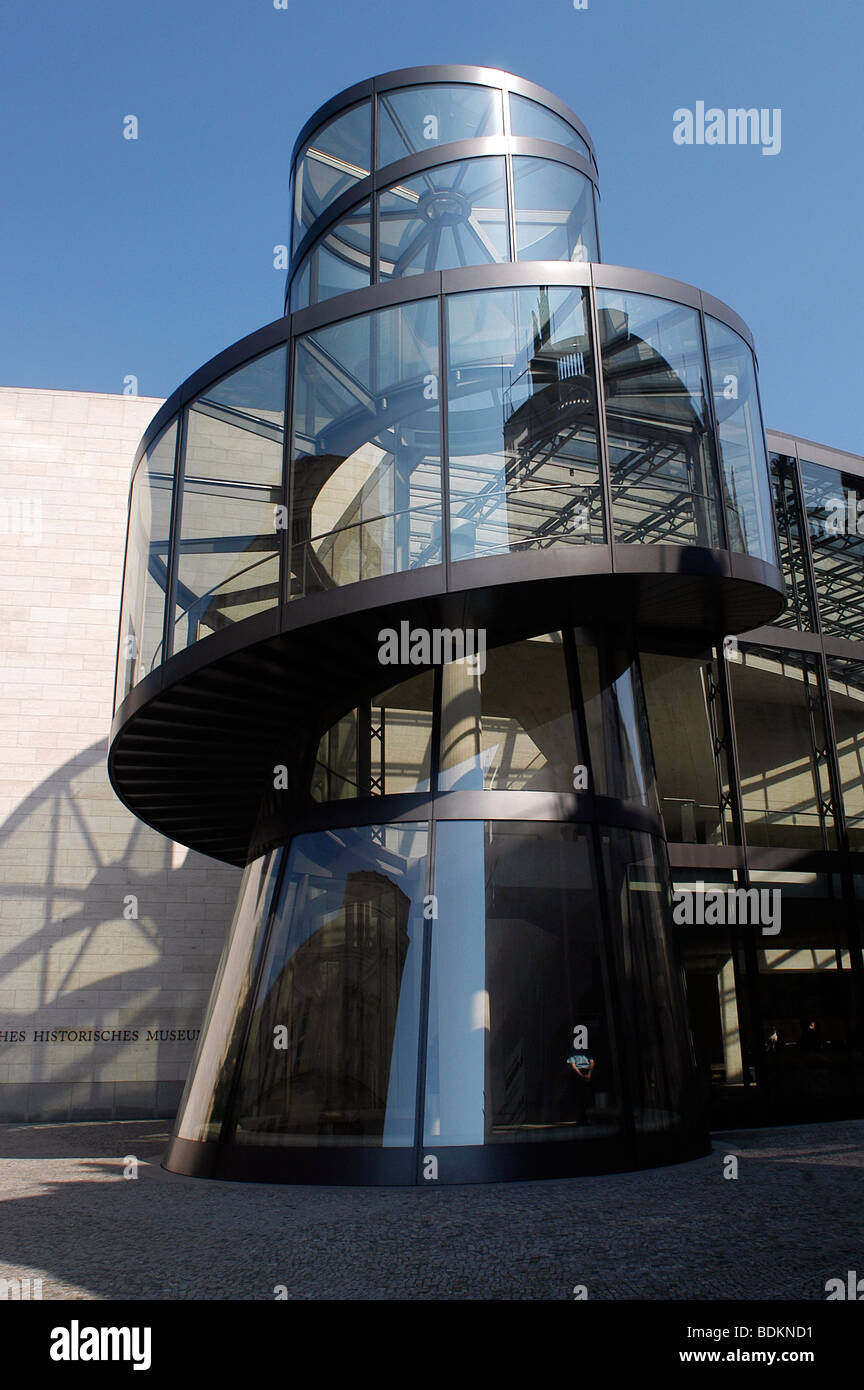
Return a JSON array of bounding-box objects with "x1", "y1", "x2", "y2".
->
[{"x1": 567, "y1": 1047, "x2": 596, "y2": 1126}]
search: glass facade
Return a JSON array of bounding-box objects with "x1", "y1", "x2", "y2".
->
[
  {"x1": 116, "y1": 421, "x2": 176, "y2": 701},
  {"x1": 290, "y1": 298, "x2": 441, "y2": 596},
  {"x1": 114, "y1": 67, "x2": 864, "y2": 1187},
  {"x1": 173, "y1": 348, "x2": 286, "y2": 655},
  {"x1": 597, "y1": 290, "x2": 723, "y2": 549}
]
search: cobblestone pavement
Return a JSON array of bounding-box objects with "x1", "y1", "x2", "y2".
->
[{"x1": 0, "y1": 1119, "x2": 860, "y2": 1300}]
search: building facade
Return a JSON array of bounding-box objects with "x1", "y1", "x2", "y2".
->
[
  {"x1": 99, "y1": 66, "x2": 864, "y2": 1185},
  {"x1": 0, "y1": 387, "x2": 239, "y2": 1122}
]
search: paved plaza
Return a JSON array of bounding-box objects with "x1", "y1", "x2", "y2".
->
[{"x1": 0, "y1": 1119, "x2": 860, "y2": 1300}]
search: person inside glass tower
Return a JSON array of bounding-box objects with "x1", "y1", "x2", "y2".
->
[{"x1": 567, "y1": 1044, "x2": 597, "y2": 1126}]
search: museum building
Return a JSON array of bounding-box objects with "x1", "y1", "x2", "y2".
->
[{"x1": 105, "y1": 67, "x2": 864, "y2": 1184}]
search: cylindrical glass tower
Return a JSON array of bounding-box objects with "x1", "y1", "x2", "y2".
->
[{"x1": 109, "y1": 67, "x2": 786, "y2": 1183}]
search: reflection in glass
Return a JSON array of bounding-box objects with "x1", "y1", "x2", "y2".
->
[
  {"x1": 424, "y1": 820, "x2": 621, "y2": 1145},
  {"x1": 311, "y1": 670, "x2": 434, "y2": 801},
  {"x1": 705, "y1": 316, "x2": 776, "y2": 565},
  {"x1": 601, "y1": 829, "x2": 695, "y2": 1134},
  {"x1": 289, "y1": 202, "x2": 371, "y2": 311},
  {"x1": 438, "y1": 633, "x2": 581, "y2": 792},
  {"x1": 290, "y1": 299, "x2": 441, "y2": 596},
  {"x1": 175, "y1": 853, "x2": 283, "y2": 1142},
  {"x1": 596, "y1": 291, "x2": 722, "y2": 548},
  {"x1": 800, "y1": 458, "x2": 864, "y2": 640},
  {"x1": 512, "y1": 158, "x2": 597, "y2": 263},
  {"x1": 293, "y1": 102, "x2": 371, "y2": 249},
  {"x1": 447, "y1": 286, "x2": 603, "y2": 559},
  {"x1": 378, "y1": 158, "x2": 509, "y2": 280},
  {"x1": 826, "y1": 657, "x2": 864, "y2": 851},
  {"x1": 116, "y1": 422, "x2": 176, "y2": 702},
  {"x1": 640, "y1": 650, "x2": 732, "y2": 844},
  {"x1": 769, "y1": 453, "x2": 816, "y2": 630},
  {"x1": 509, "y1": 92, "x2": 591, "y2": 161},
  {"x1": 377, "y1": 84, "x2": 503, "y2": 166},
  {"x1": 729, "y1": 644, "x2": 835, "y2": 849},
  {"x1": 577, "y1": 643, "x2": 658, "y2": 809},
  {"x1": 173, "y1": 348, "x2": 286, "y2": 655},
  {"x1": 231, "y1": 824, "x2": 428, "y2": 1146}
]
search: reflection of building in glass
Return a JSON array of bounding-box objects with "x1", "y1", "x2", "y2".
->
[{"x1": 106, "y1": 67, "x2": 864, "y2": 1185}]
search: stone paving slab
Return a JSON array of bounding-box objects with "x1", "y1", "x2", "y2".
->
[{"x1": 0, "y1": 1119, "x2": 860, "y2": 1300}]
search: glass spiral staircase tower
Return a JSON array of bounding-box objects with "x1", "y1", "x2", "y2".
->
[{"x1": 109, "y1": 67, "x2": 786, "y2": 1184}]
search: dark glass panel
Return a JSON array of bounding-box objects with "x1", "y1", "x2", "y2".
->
[
  {"x1": 378, "y1": 84, "x2": 503, "y2": 166},
  {"x1": 576, "y1": 642, "x2": 658, "y2": 810},
  {"x1": 173, "y1": 347, "x2": 286, "y2": 654},
  {"x1": 378, "y1": 157, "x2": 509, "y2": 280},
  {"x1": 512, "y1": 157, "x2": 597, "y2": 263},
  {"x1": 116, "y1": 421, "x2": 176, "y2": 702},
  {"x1": 424, "y1": 820, "x2": 622, "y2": 1145},
  {"x1": 447, "y1": 285, "x2": 603, "y2": 559},
  {"x1": 800, "y1": 457, "x2": 864, "y2": 640},
  {"x1": 705, "y1": 316, "x2": 777, "y2": 565},
  {"x1": 290, "y1": 299, "x2": 441, "y2": 596},
  {"x1": 293, "y1": 102, "x2": 371, "y2": 248},
  {"x1": 640, "y1": 650, "x2": 733, "y2": 844},
  {"x1": 826, "y1": 656, "x2": 864, "y2": 850},
  {"x1": 231, "y1": 824, "x2": 428, "y2": 1146},
  {"x1": 601, "y1": 829, "x2": 697, "y2": 1134},
  {"x1": 175, "y1": 852, "x2": 283, "y2": 1142},
  {"x1": 596, "y1": 290, "x2": 723, "y2": 548},
  {"x1": 509, "y1": 92, "x2": 591, "y2": 161},
  {"x1": 768, "y1": 453, "x2": 816, "y2": 630},
  {"x1": 729, "y1": 643, "x2": 835, "y2": 849},
  {"x1": 311, "y1": 669, "x2": 434, "y2": 801}
]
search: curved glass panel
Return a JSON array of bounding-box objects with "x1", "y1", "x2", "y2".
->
[
  {"x1": 597, "y1": 290, "x2": 723, "y2": 548},
  {"x1": 378, "y1": 84, "x2": 503, "y2": 167},
  {"x1": 378, "y1": 157, "x2": 509, "y2": 280},
  {"x1": 509, "y1": 92, "x2": 591, "y2": 162},
  {"x1": 800, "y1": 457, "x2": 864, "y2": 640},
  {"x1": 290, "y1": 298, "x2": 441, "y2": 597},
  {"x1": 438, "y1": 633, "x2": 581, "y2": 792},
  {"x1": 289, "y1": 201, "x2": 371, "y2": 312},
  {"x1": 424, "y1": 820, "x2": 622, "y2": 1146},
  {"x1": 512, "y1": 157, "x2": 598, "y2": 262},
  {"x1": 600, "y1": 829, "x2": 696, "y2": 1135},
  {"x1": 729, "y1": 643, "x2": 836, "y2": 850},
  {"x1": 705, "y1": 316, "x2": 777, "y2": 565},
  {"x1": 576, "y1": 642, "x2": 658, "y2": 809},
  {"x1": 447, "y1": 285, "x2": 603, "y2": 560},
  {"x1": 311, "y1": 670, "x2": 434, "y2": 801},
  {"x1": 175, "y1": 852, "x2": 283, "y2": 1142},
  {"x1": 115, "y1": 421, "x2": 176, "y2": 704},
  {"x1": 173, "y1": 347, "x2": 286, "y2": 656},
  {"x1": 230, "y1": 823, "x2": 429, "y2": 1147},
  {"x1": 293, "y1": 101, "x2": 371, "y2": 251}
]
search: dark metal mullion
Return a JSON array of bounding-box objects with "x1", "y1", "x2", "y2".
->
[
  {"x1": 280, "y1": 340, "x2": 293, "y2": 610},
  {"x1": 697, "y1": 301, "x2": 731, "y2": 554},
  {"x1": 587, "y1": 272, "x2": 615, "y2": 547},
  {"x1": 717, "y1": 645, "x2": 764, "y2": 1089},
  {"x1": 815, "y1": 648, "x2": 864, "y2": 1024},
  {"x1": 161, "y1": 411, "x2": 186, "y2": 665},
  {"x1": 438, "y1": 286, "x2": 451, "y2": 589},
  {"x1": 412, "y1": 812, "x2": 437, "y2": 1180}
]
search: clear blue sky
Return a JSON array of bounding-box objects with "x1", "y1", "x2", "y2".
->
[{"x1": 0, "y1": 0, "x2": 861, "y2": 453}]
